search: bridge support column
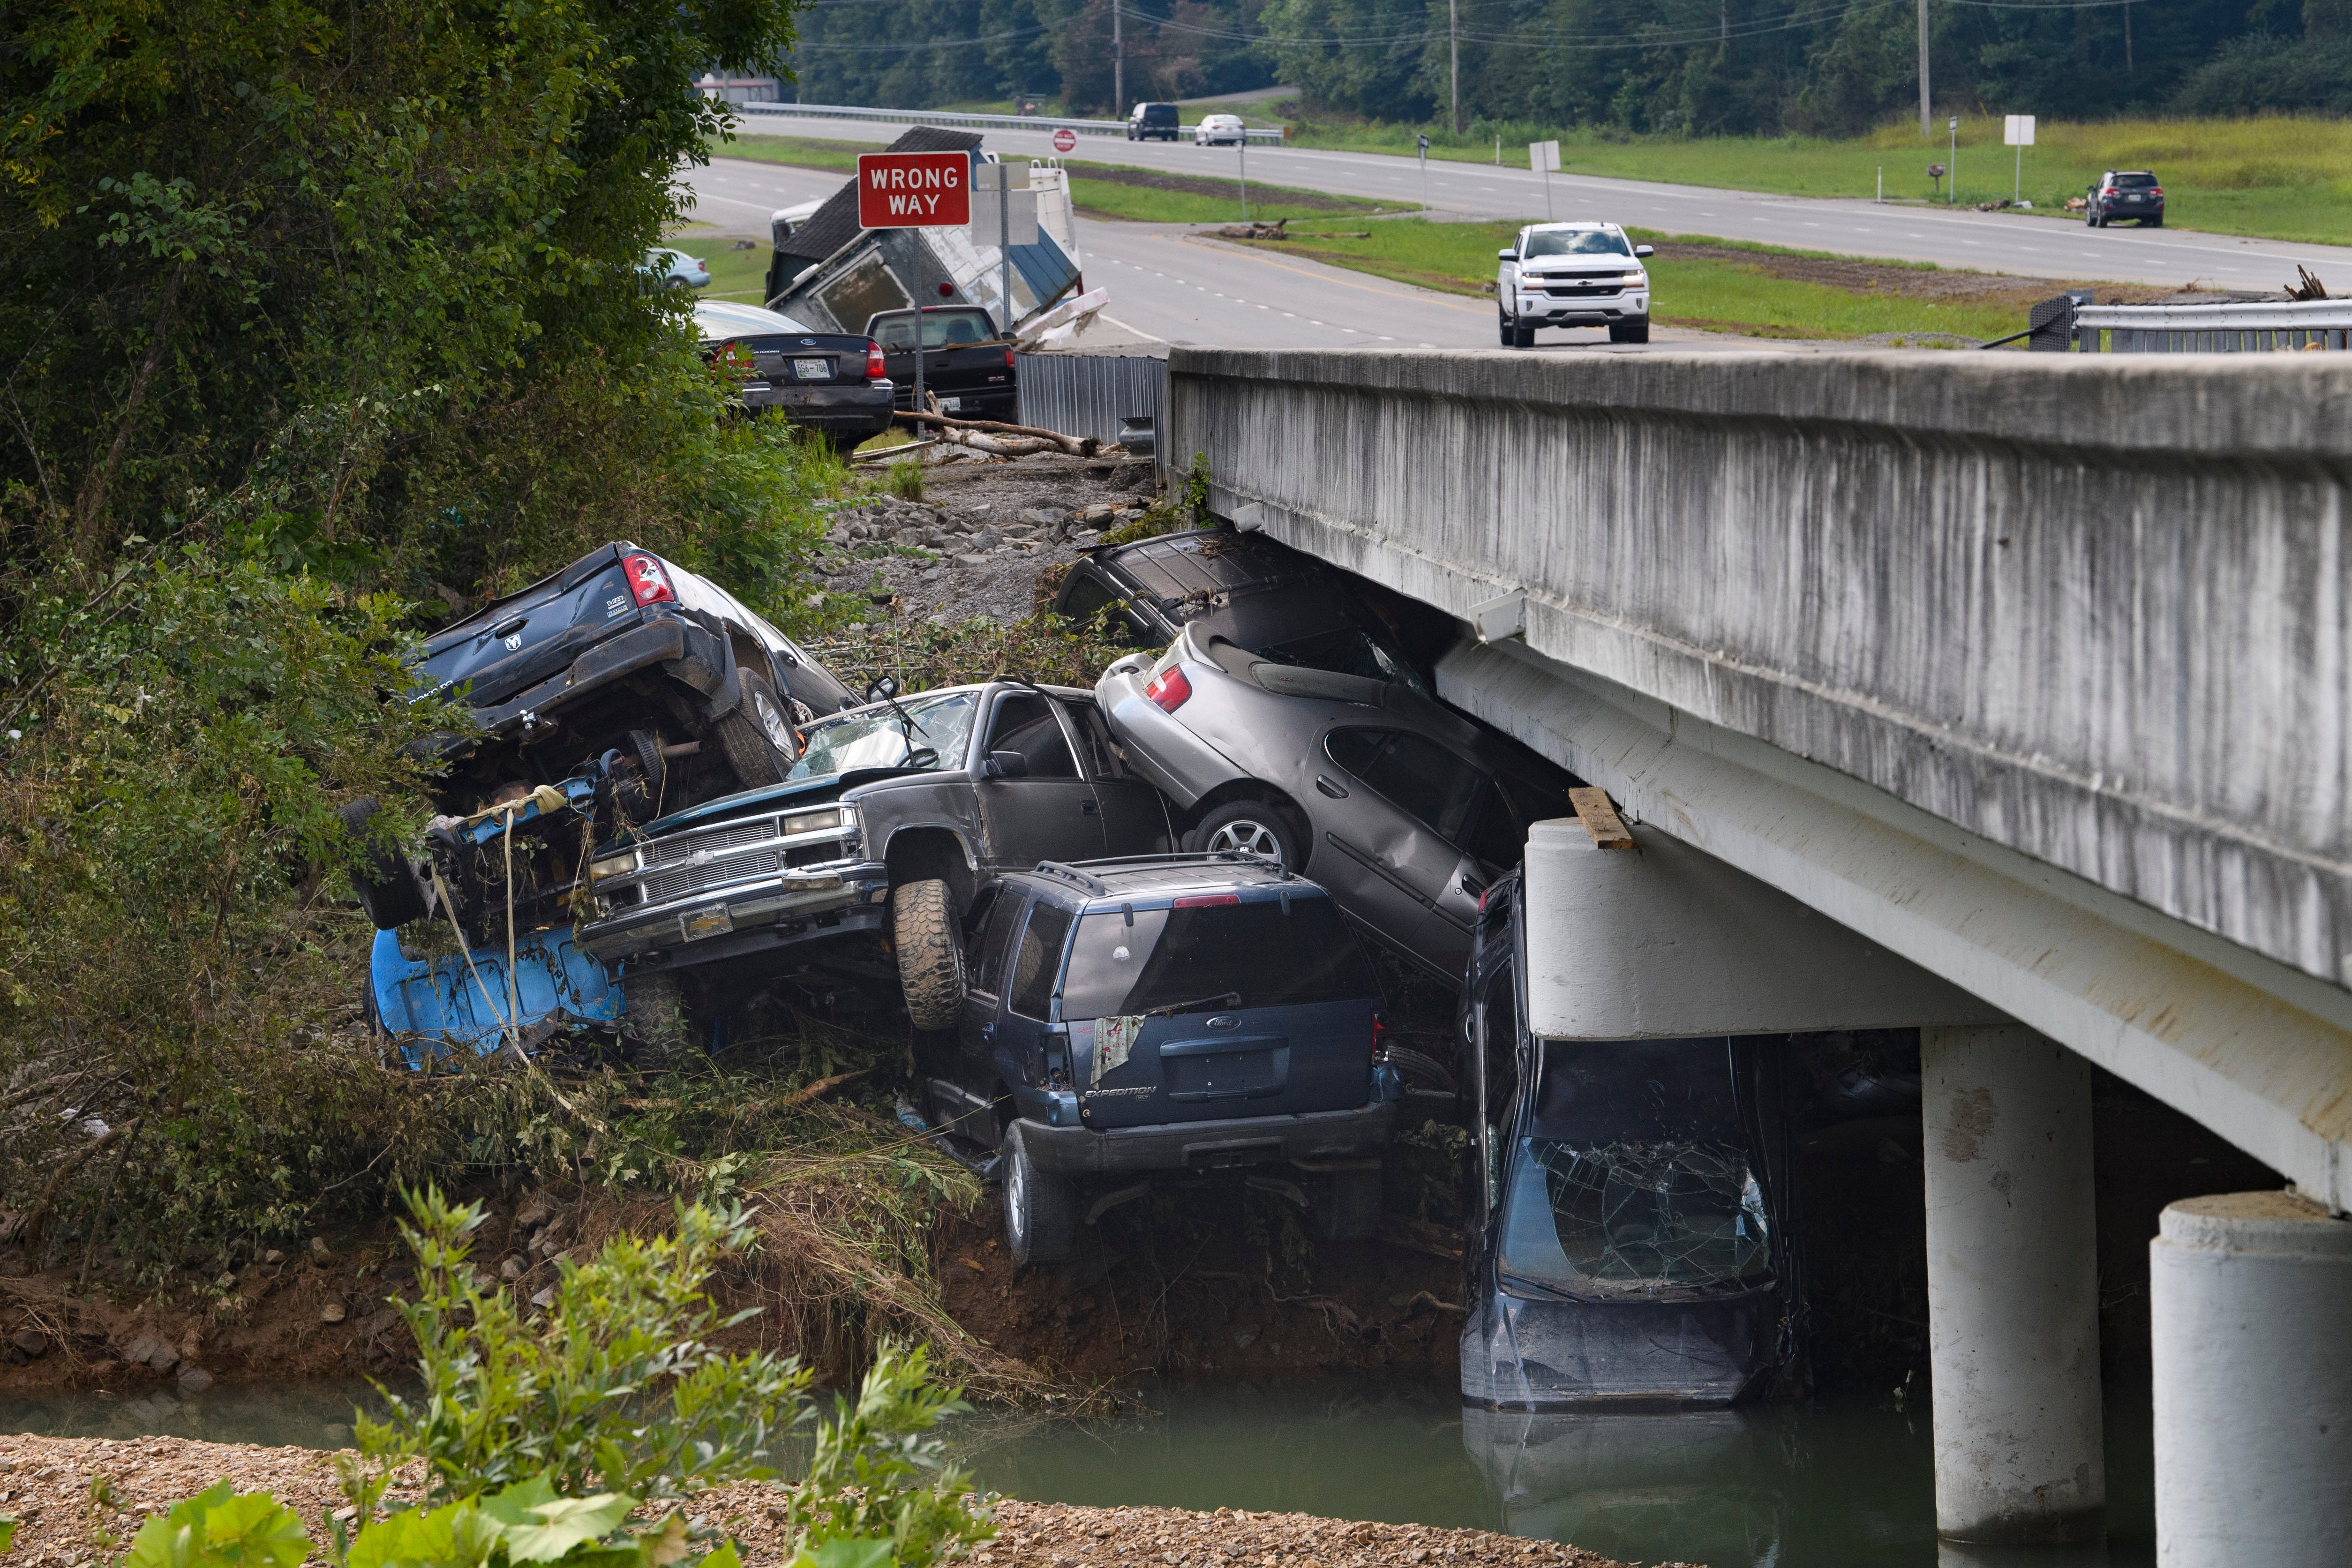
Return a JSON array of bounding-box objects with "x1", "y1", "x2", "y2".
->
[
  {"x1": 2151, "y1": 1192, "x2": 2352, "y2": 1567},
  {"x1": 1922, "y1": 1025, "x2": 2105, "y2": 1545}
]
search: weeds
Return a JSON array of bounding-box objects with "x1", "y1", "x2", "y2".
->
[{"x1": 884, "y1": 459, "x2": 925, "y2": 504}]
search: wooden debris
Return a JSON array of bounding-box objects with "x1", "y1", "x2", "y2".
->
[{"x1": 1568, "y1": 786, "x2": 1635, "y2": 850}]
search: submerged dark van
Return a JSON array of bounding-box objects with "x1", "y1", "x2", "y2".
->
[{"x1": 926, "y1": 853, "x2": 1402, "y2": 1264}]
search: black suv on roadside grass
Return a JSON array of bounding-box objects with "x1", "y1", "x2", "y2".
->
[{"x1": 924, "y1": 854, "x2": 1403, "y2": 1266}]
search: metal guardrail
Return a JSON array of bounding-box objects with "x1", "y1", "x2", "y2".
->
[
  {"x1": 2071, "y1": 298, "x2": 2352, "y2": 353},
  {"x1": 736, "y1": 100, "x2": 1287, "y2": 144},
  {"x1": 1017, "y1": 353, "x2": 1167, "y2": 451}
]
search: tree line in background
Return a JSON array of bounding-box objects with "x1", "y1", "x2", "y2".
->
[{"x1": 783, "y1": 0, "x2": 2352, "y2": 133}]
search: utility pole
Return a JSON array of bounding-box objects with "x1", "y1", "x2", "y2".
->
[
  {"x1": 1449, "y1": 0, "x2": 1461, "y2": 135},
  {"x1": 1917, "y1": 0, "x2": 1931, "y2": 136},
  {"x1": 1112, "y1": 0, "x2": 1123, "y2": 120}
]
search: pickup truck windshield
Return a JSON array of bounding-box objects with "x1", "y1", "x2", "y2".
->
[
  {"x1": 1060, "y1": 897, "x2": 1375, "y2": 1018},
  {"x1": 872, "y1": 310, "x2": 997, "y2": 351},
  {"x1": 1522, "y1": 230, "x2": 1631, "y2": 259},
  {"x1": 786, "y1": 690, "x2": 978, "y2": 780},
  {"x1": 1496, "y1": 1039, "x2": 1773, "y2": 1301}
]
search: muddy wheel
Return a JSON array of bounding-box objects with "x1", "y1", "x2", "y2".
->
[
  {"x1": 1001, "y1": 1122, "x2": 1074, "y2": 1266},
  {"x1": 893, "y1": 878, "x2": 966, "y2": 1030},
  {"x1": 1312, "y1": 1165, "x2": 1383, "y2": 1242},
  {"x1": 1186, "y1": 799, "x2": 1301, "y2": 870},
  {"x1": 625, "y1": 969, "x2": 691, "y2": 1069},
  {"x1": 713, "y1": 671, "x2": 799, "y2": 790},
  {"x1": 340, "y1": 798, "x2": 429, "y2": 930}
]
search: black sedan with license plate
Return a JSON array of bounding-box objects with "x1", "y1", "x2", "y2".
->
[{"x1": 694, "y1": 300, "x2": 895, "y2": 453}]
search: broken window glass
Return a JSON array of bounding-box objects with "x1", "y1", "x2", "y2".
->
[{"x1": 1495, "y1": 1038, "x2": 1775, "y2": 1301}]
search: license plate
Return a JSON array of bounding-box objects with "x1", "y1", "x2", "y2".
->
[
  {"x1": 791, "y1": 358, "x2": 829, "y2": 380},
  {"x1": 938, "y1": 397, "x2": 962, "y2": 412},
  {"x1": 679, "y1": 907, "x2": 733, "y2": 942}
]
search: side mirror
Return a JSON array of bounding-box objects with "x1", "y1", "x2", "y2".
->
[
  {"x1": 864, "y1": 675, "x2": 898, "y2": 704},
  {"x1": 984, "y1": 750, "x2": 1029, "y2": 779},
  {"x1": 1634, "y1": 244, "x2": 1653, "y2": 258},
  {"x1": 1496, "y1": 249, "x2": 1515, "y2": 261}
]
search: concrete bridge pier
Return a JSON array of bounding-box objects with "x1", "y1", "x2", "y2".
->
[
  {"x1": 2150, "y1": 1192, "x2": 2352, "y2": 1567},
  {"x1": 1921, "y1": 1026, "x2": 2106, "y2": 1546}
]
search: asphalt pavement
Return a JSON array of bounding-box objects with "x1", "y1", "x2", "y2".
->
[
  {"x1": 714, "y1": 111, "x2": 2352, "y2": 297},
  {"x1": 684, "y1": 157, "x2": 1791, "y2": 354}
]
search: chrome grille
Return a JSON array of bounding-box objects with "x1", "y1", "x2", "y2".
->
[
  {"x1": 643, "y1": 819, "x2": 775, "y2": 869},
  {"x1": 639, "y1": 849, "x2": 783, "y2": 906}
]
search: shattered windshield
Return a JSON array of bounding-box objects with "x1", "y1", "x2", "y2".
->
[
  {"x1": 1060, "y1": 896, "x2": 1376, "y2": 1018},
  {"x1": 1255, "y1": 626, "x2": 1429, "y2": 696},
  {"x1": 786, "y1": 690, "x2": 978, "y2": 780},
  {"x1": 1496, "y1": 1039, "x2": 1774, "y2": 1301}
]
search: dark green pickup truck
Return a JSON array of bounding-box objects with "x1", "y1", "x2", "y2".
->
[{"x1": 865, "y1": 306, "x2": 1018, "y2": 423}]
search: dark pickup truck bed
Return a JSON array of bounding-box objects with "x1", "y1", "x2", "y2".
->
[{"x1": 865, "y1": 306, "x2": 1017, "y2": 422}]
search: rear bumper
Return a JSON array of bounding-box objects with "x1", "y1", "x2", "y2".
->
[
  {"x1": 1016, "y1": 1100, "x2": 1398, "y2": 1176},
  {"x1": 466, "y1": 616, "x2": 701, "y2": 738},
  {"x1": 746, "y1": 382, "x2": 896, "y2": 435}
]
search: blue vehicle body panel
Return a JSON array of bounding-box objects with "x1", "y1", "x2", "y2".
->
[{"x1": 370, "y1": 927, "x2": 624, "y2": 1068}]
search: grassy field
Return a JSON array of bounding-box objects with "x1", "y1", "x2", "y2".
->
[
  {"x1": 709, "y1": 134, "x2": 1408, "y2": 226},
  {"x1": 1283, "y1": 114, "x2": 2352, "y2": 246},
  {"x1": 1230, "y1": 218, "x2": 2132, "y2": 344}
]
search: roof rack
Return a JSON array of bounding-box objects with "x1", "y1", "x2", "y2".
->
[
  {"x1": 1033, "y1": 850, "x2": 1295, "y2": 884},
  {"x1": 1029, "y1": 861, "x2": 1111, "y2": 895}
]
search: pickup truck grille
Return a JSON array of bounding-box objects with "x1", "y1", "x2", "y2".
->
[
  {"x1": 644, "y1": 819, "x2": 775, "y2": 868},
  {"x1": 630, "y1": 828, "x2": 855, "y2": 906},
  {"x1": 640, "y1": 850, "x2": 783, "y2": 906},
  {"x1": 1540, "y1": 281, "x2": 1623, "y2": 298}
]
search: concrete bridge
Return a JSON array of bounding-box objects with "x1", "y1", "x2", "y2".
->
[{"x1": 1166, "y1": 348, "x2": 2352, "y2": 1563}]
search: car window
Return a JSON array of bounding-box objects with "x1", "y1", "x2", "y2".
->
[
  {"x1": 1060, "y1": 897, "x2": 1376, "y2": 1018},
  {"x1": 1059, "y1": 571, "x2": 1119, "y2": 623},
  {"x1": 972, "y1": 891, "x2": 1025, "y2": 996},
  {"x1": 1325, "y1": 727, "x2": 1488, "y2": 847},
  {"x1": 789, "y1": 690, "x2": 978, "y2": 780},
  {"x1": 1522, "y1": 230, "x2": 1631, "y2": 259},
  {"x1": 1010, "y1": 901, "x2": 1075, "y2": 1020},
  {"x1": 985, "y1": 692, "x2": 1079, "y2": 779},
  {"x1": 2111, "y1": 173, "x2": 2157, "y2": 189},
  {"x1": 1256, "y1": 625, "x2": 1428, "y2": 696},
  {"x1": 1464, "y1": 779, "x2": 1524, "y2": 872},
  {"x1": 1066, "y1": 700, "x2": 1126, "y2": 780}
]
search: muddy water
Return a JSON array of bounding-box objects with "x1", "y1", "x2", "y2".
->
[{"x1": 6, "y1": 1380, "x2": 2153, "y2": 1568}]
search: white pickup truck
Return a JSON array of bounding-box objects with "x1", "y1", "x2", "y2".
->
[{"x1": 1496, "y1": 222, "x2": 1653, "y2": 346}]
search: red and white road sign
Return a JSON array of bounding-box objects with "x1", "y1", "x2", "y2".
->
[
  {"x1": 1052, "y1": 127, "x2": 1077, "y2": 153},
  {"x1": 855, "y1": 151, "x2": 970, "y2": 228}
]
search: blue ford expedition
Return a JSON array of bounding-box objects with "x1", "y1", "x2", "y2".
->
[{"x1": 925, "y1": 853, "x2": 1403, "y2": 1264}]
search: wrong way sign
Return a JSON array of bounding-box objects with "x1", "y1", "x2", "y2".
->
[{"x1": 856, "y1": 151, "x2": 970, "y2": 228}]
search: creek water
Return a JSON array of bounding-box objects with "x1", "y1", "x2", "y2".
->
[{"x1": 6, "y1": 1379, "x2": 2155, "y2": 1568}]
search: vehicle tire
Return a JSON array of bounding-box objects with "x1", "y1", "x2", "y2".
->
[
  {"x1": 1609, "y1": 315, "x2": 1651, "y2": 345},
  {"x1": 713, "y1": 670, "x2": 799, "y2": 789},
  {"x1": 893, "y1": 877, "x2": 967, "y2": 1030},
  {"x1": 1312, "y1": 1165, "x2": 1383, "y2": 1242},
  {"x1": 2084, "y1": 210, "x2": 2097, "y2": 226},
  {"x1": 1513, "y1": 320, "x2": 1537, "y2": 348},
  {"x1": 1497, "y1": 308, "x2": 1516, "y2": 347},
  {"x1": 1186, "y1": 798, "x2": 1303, "y2": 870},
  {"x1": 340, "y1": 798, "x2": 430, "y2": 930},
  {"x1": 1001, "y1": 1121, "x2": 1075, "y2": 1267},
  {"x1": 2146, "y1": 215, "x2": 2162, "y2": 227},
  {"x1": 626, "y1": 968, "x2": 691, "y2": 1069}
]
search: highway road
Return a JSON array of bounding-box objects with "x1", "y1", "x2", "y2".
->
[
  {"x1": 688, "y1": 156, "x2": 1818, "y2": 354},
  {"x1": 719, "y1": 109, "x2": 2352, "y2": 297}
]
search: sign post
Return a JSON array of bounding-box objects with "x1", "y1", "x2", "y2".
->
[
  {"x1": 1418, "y1": 132, "x2": 1430, "y2": 215},
  {"x1": 856, "y1": 151, "x2": 972, "y2": 440},
  {"x1": 2004, "y1": 114, "x2": 2036, "y2": 205},
  {"x1": 1948, "y1": 116, "x2": 1959, "y2": 205},
  {"x1": 1530, "y1": 139, "x2": 1561, "y2": 222},
  {"x1": 973, "y1": 162, "x2": 1037, "y2": 336}
]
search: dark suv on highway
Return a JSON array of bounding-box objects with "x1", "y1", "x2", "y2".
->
[
  {"x1": 2086, "y1": 170, "x2": 2163, "y2": 228},
  {"x1": 1127, "y1": 102, "x2": 1181, "y2": 142},
  {"x1": 928, "y1": 854, "x2": 1403, "y2": 1265}
]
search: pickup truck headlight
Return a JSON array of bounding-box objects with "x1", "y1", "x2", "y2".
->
[
  {"x1": 589, "y1": 850, "x2": 639, "y2": 882},
  {"x1": 1621, "y1": 271, "x2": 1648, "y2": 285},
  {"x1": 783, "y1": 805, "x2": 848, "y2": 835}
]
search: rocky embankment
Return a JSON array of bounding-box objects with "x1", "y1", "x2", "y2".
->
[{"x1": 0, "y1": 1437, "x2": 1667, "y2": 1568}]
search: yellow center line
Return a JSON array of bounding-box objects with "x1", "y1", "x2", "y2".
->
[{"x1": 1168, "y1": 234, "x2": 1493, "y2": 317}]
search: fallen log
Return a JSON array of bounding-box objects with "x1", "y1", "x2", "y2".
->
[{"x1": 893, "y1": 408, "x2": 1100, "y2": 456}]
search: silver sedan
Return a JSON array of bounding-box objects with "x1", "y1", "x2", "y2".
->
[{"x1": 1097, "y1": 622, "x2": 1577, "y2": 978}]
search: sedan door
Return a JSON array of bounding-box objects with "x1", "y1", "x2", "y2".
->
[
  {"x1": 974, "y1": 689, "x2": 1106, "y2": 872},
  {"x1": 1318, "y1": 725, "x2": 1508, "y2": 975}
]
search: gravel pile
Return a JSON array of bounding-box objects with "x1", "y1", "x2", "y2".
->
[
  {"x1": 813, "y1": 453, "x2": 1160, "y2": 626},
  {"x1": 0, "y1": 1438, "x2": 1661, "y2": 1568}
]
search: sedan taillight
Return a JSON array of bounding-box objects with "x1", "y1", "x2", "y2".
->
[
  {"x1": 1144, "y1": 667, "x2": 1192, "y2": 713},
  {"x1": 865, "y1": 341, "x2": 886, "y2": 379},
  {"x1": 623, "y1": 553, "x2": 676, "y2": 608}
]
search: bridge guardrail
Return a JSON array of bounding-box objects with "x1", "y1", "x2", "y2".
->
[
  {"x1": 2070, "y1": 297, "x2": 2352, "y2": 353},
  {"x1": 736, "y1": 101, "x2": 1289, "y2": 144}
]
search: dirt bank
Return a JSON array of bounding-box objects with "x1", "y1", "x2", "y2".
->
[{"x1": 0, "y1": 1436, "x2": 1663, "y2": 1568}]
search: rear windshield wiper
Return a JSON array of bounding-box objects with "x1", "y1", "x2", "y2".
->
[{"x1": 1144, "y1": 990, "x2": 1242, "y2": 1018}]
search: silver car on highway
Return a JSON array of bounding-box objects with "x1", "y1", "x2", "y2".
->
[{"x1": 1096, "y1": 623, "x2": 1578, "y2": 978}]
